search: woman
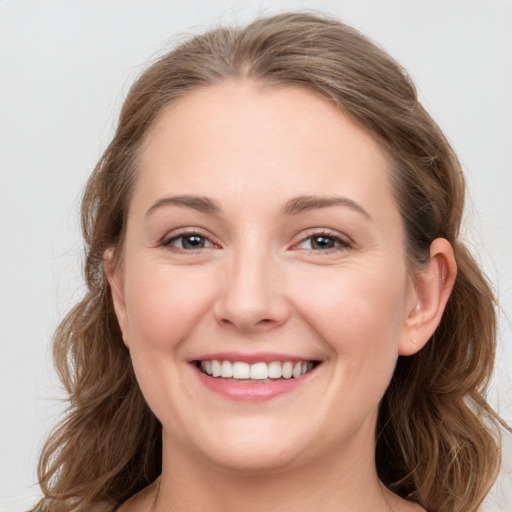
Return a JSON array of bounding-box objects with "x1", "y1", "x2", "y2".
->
[{"x1": 34, "y1": 12, "x2": 509, "y2": 512}]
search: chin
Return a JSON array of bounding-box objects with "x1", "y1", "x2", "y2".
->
[
  {"x1": 172, "y1": 416, "x2": 317, "y2": 474},
  {"x1": 203, "y1": 441, "x2": 305, "y2": 474}
]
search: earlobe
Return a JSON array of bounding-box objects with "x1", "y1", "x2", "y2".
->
[
  {"x1": 103, "y1": 248, "x2": 129, "y2": 346},
  {"x1": 399, "y1": 238, "x2": 457, "y2": 356}
]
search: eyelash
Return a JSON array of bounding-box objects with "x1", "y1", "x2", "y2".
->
[
  {"x1": 161, "y1": 229, "x2": 352, "y2": 253},
  {"x1": 292, "y1": 230, "x2": 352, "y2": 253},
  {"x1": 162, "y1": 229, "x2": 216, "y2": 251}
]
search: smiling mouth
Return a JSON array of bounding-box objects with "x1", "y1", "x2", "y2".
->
[{"x1": 196, "y1": 360, "x2": 319, "y2": 382}]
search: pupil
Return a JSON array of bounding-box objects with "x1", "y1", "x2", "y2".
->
[
  {"x1": 183, "y1": 235, "x2": 204, "y2": 249},
  {"x1": 312, "y1": 236, "x2": 334, "y2": 249}
]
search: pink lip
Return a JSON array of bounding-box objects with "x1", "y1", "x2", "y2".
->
[
  {"x1": 190, "y1": 352, "x2": 310, "y2": 364},
  {"x1": 190, "y1": 357, "x2": 318, "y2": 402}
]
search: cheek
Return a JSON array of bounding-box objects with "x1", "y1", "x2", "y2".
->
[
  {"x1": 120, "y1": 263, "x2": 218, "y2": 427},
  {"x1": 298, "y1": 266, "x2": 407, "y2": 344},
  {"x1": 293, "y1": 264, "x2": 408, "y2": 403},
  {"x1": 123, "y1": 263, "x2": 215, "y2": 351}
]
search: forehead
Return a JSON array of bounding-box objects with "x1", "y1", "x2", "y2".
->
[{"x1": 134, "y1": 81, "x2": 396, "y2": 220}]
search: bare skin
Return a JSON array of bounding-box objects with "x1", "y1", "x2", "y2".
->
[
  {"x1": 110, "y1": 82, "x2": 454, "y2": 512},
  {"x1": 117, "y1": 476, "x2": 426, "y2": 512}
]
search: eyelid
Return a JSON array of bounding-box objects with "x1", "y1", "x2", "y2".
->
[
  {"x1": 161, "y1": 227, "x2": 220, "y2": 249},
  {"x1": 290, "y1": 228, "x2": 353, "y2": 251},
  {"x1": 158, "y1": 226, "x2": 352, "y2": 252}
]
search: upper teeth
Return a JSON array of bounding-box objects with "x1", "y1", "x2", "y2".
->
[{"x1": 199, "y1": 360, "x2": 313, "y2": 380}]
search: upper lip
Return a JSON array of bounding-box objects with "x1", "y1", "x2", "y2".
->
[{"x1": 189, "y1": 352, "x2": 320, "y2": 364}]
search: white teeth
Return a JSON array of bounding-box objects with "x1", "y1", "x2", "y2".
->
[
  {"x1": 282, "y1": 361, "x2": 293, "y2": 379},
  {"x1": 268, "y1": 361, "x2": 282, "y2": 379},
  {"x1": 211, "y1": 360, "x2": 221, "y2": 377},
  {"x1": 221, "y1": 360, "x2": 233, "y2": 378},
  {"x1": 199, "y1": 359, "x2": 315, "y2": 380},
  {"x1": 250, "y1": 362, "x2": 268, "y2": 380},
  {"x1": 232, "y1": 361, "x2": 250, "y2": 379}
]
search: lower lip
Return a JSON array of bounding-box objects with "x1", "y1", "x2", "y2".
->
[{"x1": 193, "y1": 365, "x2": 316, "y2": 402}]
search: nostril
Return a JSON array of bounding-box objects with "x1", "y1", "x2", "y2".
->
[
  {"x1": 255, "y1": 318, "x2": 278, "y2": 329},
  {"x1": 213, "y1": 293, "x2": 290, "y2": 333}
]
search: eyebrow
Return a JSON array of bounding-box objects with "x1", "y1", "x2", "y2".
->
[
  {"x1": 146, "y1": 195, "x2": 222, "y2": 217},
  {"x1": 145, "y1": 194, "x2": 371, "y2": 220},
  {"x1": 282, "y1": 195, "x2": 372, "y2": 219}
]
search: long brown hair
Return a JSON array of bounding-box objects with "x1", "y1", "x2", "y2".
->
[{"x1": 35, "y1": 12, "x2": 508, "y2": 512}]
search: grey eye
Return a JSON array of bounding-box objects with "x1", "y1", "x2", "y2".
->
[
  {"x1": 309, "y1": 235, "x2": 337, "y2": 250},
  {"x1": 297, "y1": 234, "x2": 348, "y2": 251},
  {"x1": 166, "y1": 234, "x2": 211, "y2": 250}
]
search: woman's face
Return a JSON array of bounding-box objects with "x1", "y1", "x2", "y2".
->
[{"x1": 108, "y1": 82, "x2": 420, "y2": 472}]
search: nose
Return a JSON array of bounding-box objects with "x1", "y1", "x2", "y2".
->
[{"x1": 213, "y1": 246, "x2": 290, "y2": 334}]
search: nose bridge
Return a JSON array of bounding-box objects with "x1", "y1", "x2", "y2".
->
[{"x1": 214, "y1": 237, "x2": 288, "y2": 332}]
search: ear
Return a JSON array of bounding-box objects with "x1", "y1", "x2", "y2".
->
[
  {"x1": 399, "y1": 238, "x2": 457, "y2": 356},
  {"x1": 103, "y1": 248, "x2": 129, "y2": 347}
]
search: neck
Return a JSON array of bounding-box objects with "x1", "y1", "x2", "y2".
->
[{"x1": 155, "y1": 430, "x2": 394, "y2": 512}]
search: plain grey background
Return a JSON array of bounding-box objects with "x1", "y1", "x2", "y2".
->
[{"x1": 1, "y1": 1, "x2": 511, "y2": 510}]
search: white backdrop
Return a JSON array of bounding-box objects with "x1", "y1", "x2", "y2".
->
[{"x1": 1, "y1": 1, "x2": 511, "y2": 510}]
